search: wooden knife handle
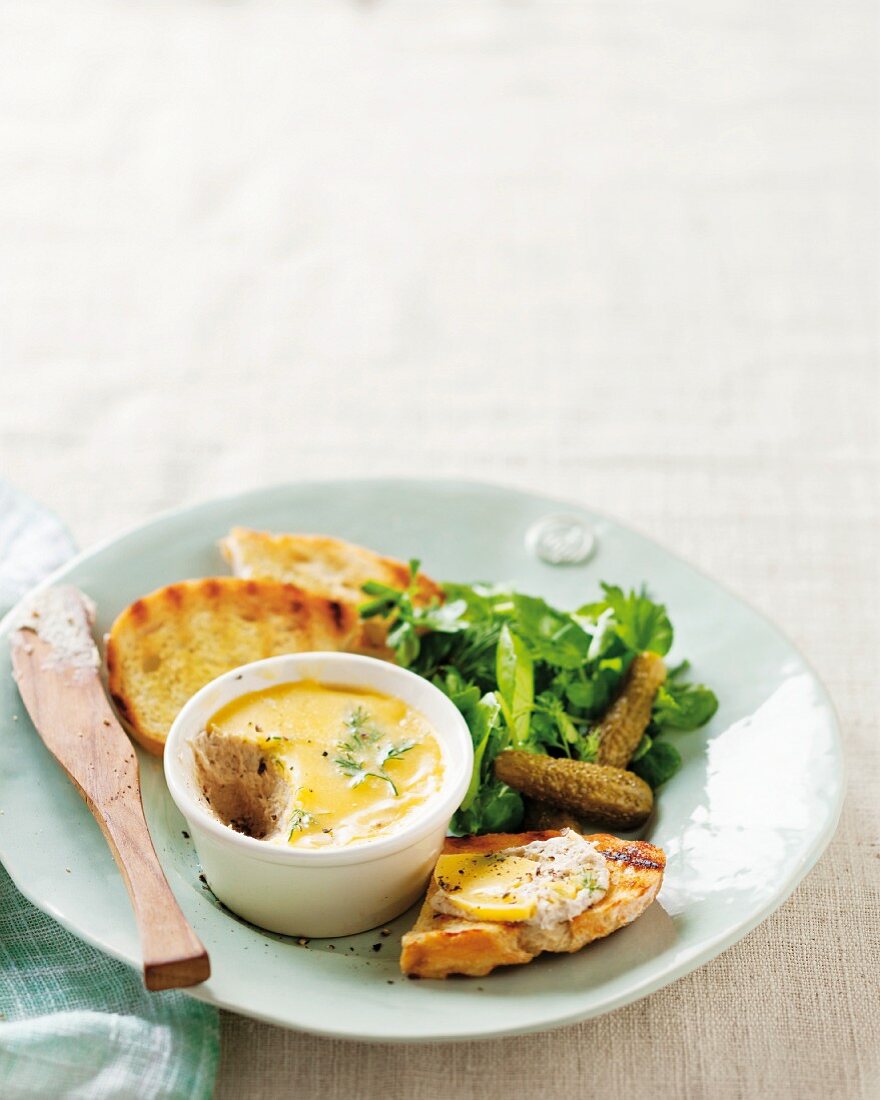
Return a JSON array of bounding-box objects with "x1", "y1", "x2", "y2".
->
[{"x1": 94, "y1": 796, "x2": 210, "y2": 990}]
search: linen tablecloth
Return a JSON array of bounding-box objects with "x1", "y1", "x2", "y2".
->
[{"x1": 1, "y1": 1, "x2": 877, "y2": 1096}]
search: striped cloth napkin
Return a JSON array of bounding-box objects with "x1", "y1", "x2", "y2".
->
[{"x1": 0, "y1": 482, "x2": 218, "y2": 1100}]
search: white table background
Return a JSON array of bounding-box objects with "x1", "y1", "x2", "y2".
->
[{"x1": 2, "y1": 1, "x2": 878, "y2": 1097}]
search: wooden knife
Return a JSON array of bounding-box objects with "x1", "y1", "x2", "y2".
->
[{"x1": 9, "y1": 585, "x2": 210, "y2": 990}]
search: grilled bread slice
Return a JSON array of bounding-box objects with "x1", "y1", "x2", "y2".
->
[
  {"x1": 106, "y1": 578, "x2": 358, "y2": 755},
  {"x1": 400, "y1": 830, "x2": 665, "y2": 979},
  {"x1": 219, "y1": 528, "x2": 443, "y2": 651},
  {"x1": 219, "y1": 527, "x2": 443, "y2": 605}
]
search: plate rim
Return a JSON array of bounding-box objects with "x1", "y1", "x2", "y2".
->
[{"x1": 0, "y1": 477, "x2": 845, "y2": 1041}]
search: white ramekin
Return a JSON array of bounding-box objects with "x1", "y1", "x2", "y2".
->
[{"x1": 164, "y1": 652, "x2": 473, "y2": 937}]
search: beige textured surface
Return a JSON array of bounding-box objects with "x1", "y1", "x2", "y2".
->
[{"x1": 1, "y1": 0, "x2": 877, "y2": 1096}]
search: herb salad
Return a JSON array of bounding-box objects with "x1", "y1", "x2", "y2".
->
[{"x1": 359, "y1": 564, "x2": 718, "y2": 835}]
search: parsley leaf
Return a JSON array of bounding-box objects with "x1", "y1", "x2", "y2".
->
[
  {"x1": 452, "y1": 777, "x2": 523, "y2": 835},
  {"x1": 580, "y1": 584, "x2": 673, "y2": 656},
  {"x1": 630, "y1": 739, "x2": 682, "y2": 789},
  {"x1": 511, "y1": 594, "x2": 592, "y2": 669},
  {"x1": 653, "y1": 680, "x2": 718, "y2": 731}
]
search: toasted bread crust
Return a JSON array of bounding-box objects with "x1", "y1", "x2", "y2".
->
[
  {"x1": 105, "y1": 577, "x2": 359, "y2": 755},
  {"x1": 219, "y1": 528, "x2": 443, "y2": 653},
  {"x1": 400, "y1": 830, "x2": 665, "y2": 979},
  {"x1": 220, "y1": 528, "x2": 443, "y2": 606}
]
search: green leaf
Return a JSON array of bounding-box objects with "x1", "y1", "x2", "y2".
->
[
  {"x1": 653, "y1": 681, "x2": 718, "y2": 731},
  {"x1": 452, "y1": 778, "x2": 524, "y2": 835},
  {"x1": 631, "y1": 740, "x2": 682, "y2": 788},
  {"x1": 475, "y1": 782, "x2": 524, "y2": 832},
  {"x1": 564, "y1": 656, "x2": 630, "y2": 718},
  {"x1": 495, "y1": 625, "x2": 534, "y2": 748},
  {"x1": 417, "y1": 598, "x2": 469, "y2": 633},
  {"x1": 386, "y1": 619, "x2": 419, "y2": 666},
  {"x1": 360, "y1": 579, "x2": 402, "y2": 598},
  {"x1": 511, "y1": 594, "x2": 592, "y2": 669},
  {"x1": 576, "y1": 729, "x2": 600, "y2": 763},
  {"x1": 458, "y1": 693, "x2": 502, "y2": 812},
  {"x1": 441, "y1": 582, "x2": 515, "y2": 622},
  {"x1": 434, "y1": 669, "x2": 482, "y2": 714},
  {"x1": 357, "y1": 593, "x2": 397, "y2": 618},
  {"x1": 580, "y1": 584, "x2": 673, "y2": 656},
  {"x1": 565, "y1": 679, "x2": 599, "y2": 710},
  {"x1": 529, "y1": 708, "x2": 562, "y2": 753},
  {"x1": 554, "y1": 708, "x2": 580, "y2": 746}
]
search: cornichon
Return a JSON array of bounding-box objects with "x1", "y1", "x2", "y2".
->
[
  {"x1": 494, "y1": 750, "x2": 653, "y2": 830},
  {"x1": 595, "y1": 651, "x2": 667, "y2": 768},
  {"x1": 522, "y1": 798, "x2": 585, "y2": 834}
]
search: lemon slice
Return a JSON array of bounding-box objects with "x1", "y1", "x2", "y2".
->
[{"x1": 433, "y1": 852, "x2": 537, "y2": 922}]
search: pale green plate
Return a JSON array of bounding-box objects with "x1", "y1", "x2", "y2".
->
[{"x1": 0, "y1": 480, "x2": 843, "y2": 1041}]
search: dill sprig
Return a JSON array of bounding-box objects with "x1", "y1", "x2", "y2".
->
[
  {"x1": 332, "y1": 708, "x2": 416, "y2": 797},
  {"x1": 288, "y1": 807, "x2": 315, "y2": 838},
  {"x1": 378, "y1": 740, "x2": 416, "y2": 765}
]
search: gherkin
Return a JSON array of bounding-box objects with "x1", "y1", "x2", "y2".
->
[
  {"x1": 522, "y1": 798, "x2": 586, "y2": 834},
  {"x1": 494, "y1": 751, "x2": 653, "y2": 830},
  {"x1": 595, "y1": 652, "x2": 666, "y2": 768}
]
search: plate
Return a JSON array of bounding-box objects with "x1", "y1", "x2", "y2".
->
[{"x1": 0, "y1": 480, "x2": 843, "y2": 1041}]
